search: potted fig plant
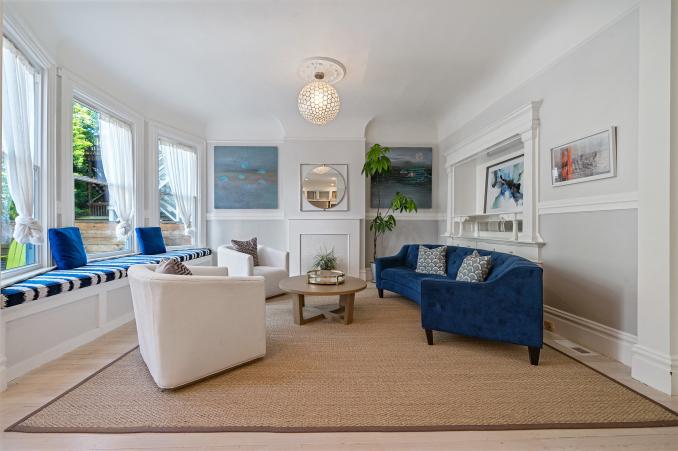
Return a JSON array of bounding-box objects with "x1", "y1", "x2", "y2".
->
[{"x1": 362, "y1": 143, "x2": 418, "y2": 280}]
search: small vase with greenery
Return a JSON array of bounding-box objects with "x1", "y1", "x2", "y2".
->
[
  {"x1": 312, "y1": 246, "x2": 338, "y2": 271},
  {"x1": 362, "y1": 144, "x2": 418, "y2": 270}
]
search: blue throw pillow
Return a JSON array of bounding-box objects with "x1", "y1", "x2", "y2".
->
[
  {"x1": 135, "y1": 227, "x2": 167, "y2": 255},
  {"x1": 48, "y1": 227, "x2": 88, "y2": 270}
]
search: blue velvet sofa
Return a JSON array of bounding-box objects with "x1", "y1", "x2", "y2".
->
[{"x1": 375, "y1": 244, "x2": 543, "y2": 365}]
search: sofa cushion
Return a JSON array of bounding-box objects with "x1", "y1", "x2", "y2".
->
[
  {"x1": 135, "y1": 227, "x2": 167, "y2": 255},
  {"x1": 48, "y1": 227, "x2": 88, "y2": 270},
  {"x1": 382, "y1": 266, "x2": 447, "y2": 291},
  {"x1": 415, "y1": 245, "x2": 446, "y2": 275},
  {"x1": 456, "y1": 250, "x2": 492, "y2": 282},
  {"x1": 1, "y1": 248, "x2": 212, "y2": 309}
]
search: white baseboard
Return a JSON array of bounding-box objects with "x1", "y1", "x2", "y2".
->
[
  {"x1": 6, "y1": 313, "x2": 134, "y2": 381},
  {"x1": 631, "y1": 344, "x2": 678, "y2": 395},
  {"x1": 544, "y1": 305, "x2": 637, "y2": 366}
]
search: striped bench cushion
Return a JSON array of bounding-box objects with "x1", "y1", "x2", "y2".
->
[{"x1": 1, "y1": 248, "x2": 212, "y2": 309}]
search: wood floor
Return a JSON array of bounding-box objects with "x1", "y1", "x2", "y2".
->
[{"x1": 1, "y1": 322, "x2": 678, "y2": 450}]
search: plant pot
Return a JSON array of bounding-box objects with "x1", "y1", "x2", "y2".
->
[{"x1": 371, "y1": 262, "x2": 376, "y2": 282}]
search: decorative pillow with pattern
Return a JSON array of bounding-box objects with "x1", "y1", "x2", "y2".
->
[
  {"x1": 415, "y1": 245, "x2": 447, "y2": 275},
  {"x1": 456, "y1": 250, "x2": 492, "y2": 283},
  {"x1": 155, "y1": 258, "x2": 192, "y2": 276},
  {"x1": 231, "y1": 237, "x2": 259, "y2": 266}
]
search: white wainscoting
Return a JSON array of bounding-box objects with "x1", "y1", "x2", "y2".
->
[
  {"x1": 0, "y1": 254, "x2": 213, "y2": 391},
  {"x1": 288, "y1": 219, "x2": 361, "y2": 277}
]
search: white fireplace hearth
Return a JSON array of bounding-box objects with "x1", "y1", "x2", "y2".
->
[{"x1": 288, "y1": 219, "x2": 361, "y2": 277}]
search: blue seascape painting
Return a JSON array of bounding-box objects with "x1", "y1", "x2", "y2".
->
[
  {"x1": 213, "y1": 146, "x2": 278, "y2": 209},
  {"x1": 370, "y1": 147, "x2": 433, "y2": 209}
]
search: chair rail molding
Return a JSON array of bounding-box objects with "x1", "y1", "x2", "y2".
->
[
  {"x1": 443, "y1": 101, "x2": 544, "y2": 258},
  {"x1": 538, "y1": 191, "x2": 638, "y2": 215}
]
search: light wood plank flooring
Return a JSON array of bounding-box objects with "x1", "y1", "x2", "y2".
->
[{"x1": 1, "y1": 322, "x2": 678, "y2": 450}]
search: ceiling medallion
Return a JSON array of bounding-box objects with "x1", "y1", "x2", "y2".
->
[{"x1": 297, "y1": 57, "x2": 345, "y2": 125}]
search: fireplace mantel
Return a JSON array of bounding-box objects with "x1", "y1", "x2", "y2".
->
[{"x1": 441, "y1": 101, "x2": 544, "y2": 261}]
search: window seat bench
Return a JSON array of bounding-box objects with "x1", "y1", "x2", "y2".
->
[{"x1": 1, "y1": 248, "x2": 212, "y2": 309}]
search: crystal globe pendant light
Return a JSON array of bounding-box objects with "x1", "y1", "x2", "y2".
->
[{"x1": 297, "y1": 57, "x2": 345, "y2": 125}]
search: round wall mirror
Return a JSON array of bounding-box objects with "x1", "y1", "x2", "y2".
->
[{"x1": 302, "y1": 165, "x2": 347, "y2": 210}]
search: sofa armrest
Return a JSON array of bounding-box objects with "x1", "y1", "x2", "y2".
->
[
  {"x1": 420, "y1": 265, "x2": 543, "y2": 347},
  {"x1": 258, "y1": 245, "x2": 289, "y2": 271},
  {"x1": 217, "y1": 245, "x2": 254, "y2": 276},
  {"x1": 374, "y1": 246, "x2": 408, "y2": 287}
]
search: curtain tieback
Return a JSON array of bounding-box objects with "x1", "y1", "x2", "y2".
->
[
  {"x1": 14, "y1": 215, "x2": 44, "y2": 246},
  {"x1": 184, "y1": 221, "x2": 195, "y2": 237},
  {"x1": 116, "y1": 221, "x2": 132, "y2": 241}
]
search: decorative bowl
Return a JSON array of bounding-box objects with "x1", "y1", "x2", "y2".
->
[{"x1": 307, "y1": 269, "x2": 345, "y2": 285}]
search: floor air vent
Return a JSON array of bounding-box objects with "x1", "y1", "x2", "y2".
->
[{"x1": 554, "y1": 339, "x2": 597, "y2": 356}]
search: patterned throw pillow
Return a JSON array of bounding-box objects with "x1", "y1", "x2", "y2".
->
[
  {"x1": 155, "y1": 258, "x2": 192, "y2": 276},
  {"x1": 231, "y1": 237, "x2": 259, "y2": 266},
  {"x1": 415, "y1": 245, "x2": 447, "y2": 275},
  {"x1": 456, "y1": 250, "x2": 492, "y2": 283}
]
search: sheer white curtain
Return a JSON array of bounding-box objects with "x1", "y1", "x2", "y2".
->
[
  {"x1": 99, "y1": 113, "x2": 134, "y2": 241},
  {"x1": 159, "y1": 139, "x2": 196, "y2": 236},
  {"x1": 2, "y1": 39, "x2": 43, "y2": 246}
]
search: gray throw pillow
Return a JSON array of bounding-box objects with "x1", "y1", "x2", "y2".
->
[
  {"x1": 415, "y1": 245, "x2": 447, "y2": 275},
  {"x1": 156, "y1": 258, "x2": 192, "y2": 276},
  {"x1": 231, "y1": 237, "x2": 259, "y2": 266},
  {"x1": 456, "y1": 250, "x2": 492, "y2": 283}
]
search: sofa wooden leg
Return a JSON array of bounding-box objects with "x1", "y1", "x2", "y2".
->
[
  {"x1": 378, "y1": 288, "x2": 384, "y2": 298},
  {"x1": 425, "y1": 329, "x2": 434, "y2": 345},
  {"x1": 528, "y1": 346, "x2": 540, "y2": 366}
]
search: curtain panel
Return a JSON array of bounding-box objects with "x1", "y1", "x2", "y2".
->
[
  {"x1": 159, "y1": 139, "x2": 197, "y2": 237},
  {"x1": 1, "y1": 39, "x2": 43, "y2": 246},
  {"x1": 99, "y1": 113, "x2": 134, "y2": 241}
]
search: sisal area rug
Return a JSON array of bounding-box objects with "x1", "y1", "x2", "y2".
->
[{"x1": 8, "y1": 288, "x2": 678, "y2": 433}]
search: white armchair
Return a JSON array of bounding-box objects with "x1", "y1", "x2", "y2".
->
[
  {"x1": 217, "y1": 245, "x2": 289, "y2": 298},
  {"x1": 128, "y1": 265, "x2": 266, "y2": 389}
]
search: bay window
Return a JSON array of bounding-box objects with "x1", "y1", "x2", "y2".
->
[{"x1": 1, "y1": 37, "x2": 43, "y2": 274}]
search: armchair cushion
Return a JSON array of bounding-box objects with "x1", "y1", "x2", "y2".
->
[
  {"x1": 48, "y1": 227, "x2": 88, "y2": 270},
  {"x1": 135, "y1": 227, "x2": 167, "y2": 255},
  {"x1": 156, "y1": 258, "x2": 192, "y2": 275},
  {"x1": 231, "y1": 237, "x2": 259, "y2": 266}
]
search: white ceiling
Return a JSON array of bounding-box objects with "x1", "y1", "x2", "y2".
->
[{"x1": 7, "y1": 0, "x2": 638, "y2": 139}]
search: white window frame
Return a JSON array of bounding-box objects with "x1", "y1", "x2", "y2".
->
[
  {"x1": 148, "y1": 122, "x2": 206, "y2": 249},
  {"x1": 1, "y1": 17, "x2": 56, "y2": 284},
  {"x1": 58, "y1": 68, "x2": 144, "y2": 259}
]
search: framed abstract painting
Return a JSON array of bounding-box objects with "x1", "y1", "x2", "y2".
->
[
  {"x1": 550, "y1": 127, "x2": 617, "y2": 186},
  {"x1": 484, "y1": 155, "x2": 524, "y2": 214},
  {"x1": 213, "y1": 146, "x2": 278, "y2": 209}
]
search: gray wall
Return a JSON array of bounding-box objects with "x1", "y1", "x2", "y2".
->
[
  {"x1": 365, "y1": 220, "x2": 440, "y2": 262},
  {"x1": 541, "y1": 210, "x2": 637, "y2": 334},
  {"x1": 439, "y1": 11, "x2": 639, "y2": 335}
]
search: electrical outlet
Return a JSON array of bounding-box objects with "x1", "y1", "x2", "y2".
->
[{"x1": 544, "y1": 320, "x2": 554, "y2": 332}]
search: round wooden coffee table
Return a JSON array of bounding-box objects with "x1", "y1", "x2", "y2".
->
[{"x1": 279, "y1": 275, "x2": 367, "y2": 325}]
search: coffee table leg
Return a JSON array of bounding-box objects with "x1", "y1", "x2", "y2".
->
[
  {"x1": 339, "y1": 294, "x2": 354, "y2": 325},
  {"x1": 293, "y1": 294, "x2": 305, "y2": 325}
]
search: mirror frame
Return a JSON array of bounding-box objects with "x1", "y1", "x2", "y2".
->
[{"x1": 300, "y1": 164, "x2": 349, "y2": 211}]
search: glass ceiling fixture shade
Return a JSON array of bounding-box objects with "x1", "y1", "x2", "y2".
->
[{"x1": 297, "y1": 57, "x2": 345, "y2": 126}]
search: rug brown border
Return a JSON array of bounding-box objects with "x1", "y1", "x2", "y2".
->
[{"x1": 7, "y1": 345, "x2": 678, "y2": 434}]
